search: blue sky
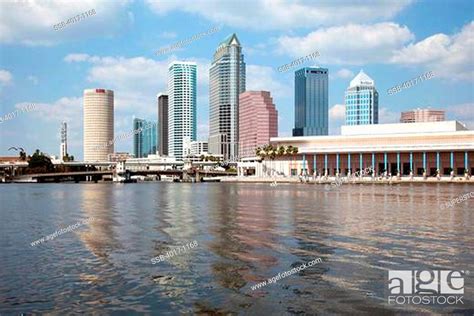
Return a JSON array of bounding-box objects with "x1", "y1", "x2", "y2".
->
[{"x1": 0, "y1": 0, "x2": 473, "y2": 159}]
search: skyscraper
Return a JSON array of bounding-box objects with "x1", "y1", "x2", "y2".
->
[
  {"x1": 293, "y1": 67, "x2": 328, "y2": 136},
  {"x1": 168, "y1": 61, "x2": 197, "y2": 160},
  {"x1": 239, "y1": 91, "x2": 278, "y2": 158},
  {"x1": 157, "y1": 94, "x2": 169, "y2": 156},
  {"x1": 209, "y1": 33, "x2": 246, "y2": 161},
  {"x1": 83, "y1": 88, "x2": 114, "y2": 161},
  {"x1": 133, "y1": 118, "x2": 157, "y2": 158},
  {"x1": 60, "y1": 121, "x2": 67, "y2": 160},
  {"x1": 345, "y1": 70, "x2": 379, "y2": 126}
]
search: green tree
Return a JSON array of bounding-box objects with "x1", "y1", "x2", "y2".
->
[{"x1": 28, "y1": 149, "x2": 54, "y2": 172}]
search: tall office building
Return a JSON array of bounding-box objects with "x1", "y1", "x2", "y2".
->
[
  {"x1": 401, "y1": 108, "x2": 445, "y2": 123},
  {"x1": 133, "y1": 118, "x2": 157, "y2": 158},
  {"x1": 83, "y1": 88, "x2": 114, "y2": 161},
  {"x1": 60, "y1": 121, "x2": 67, "y2": 160},
  {"x1": 345, "y1": 70, "x2": 379, "y2": 126},
  {"x1": 209, "y1": 33, "x2": 246, "y2": 161},
  {"x1": 293, "y1": 67, "x2": 328, "y2": 136},
  {"x1": 239, "y1": 91, "x2": 278, "y2": 158},
  {"x1": 168, "y1": 61, "x2": 197, "y2": 160},
  {"x1": 157, "y1": 94, "x2": 169, "y2": 156}
]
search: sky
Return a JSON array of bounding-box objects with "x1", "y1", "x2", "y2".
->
[{"x1": 0, "y1": 0, "x2": 473, "y2": 159}]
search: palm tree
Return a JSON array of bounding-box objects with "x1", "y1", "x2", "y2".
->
[
  {"x1": 256, "y1": 146, "x2": 266, "y2": 160},
  {"x1": 277, "y1": 145, "x2": 286, "y2": 157},
  {"x1": 279, "y1": 145, "x2": 298, "y2": 176}
]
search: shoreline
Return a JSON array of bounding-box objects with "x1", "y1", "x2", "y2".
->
[
  {"x1": 3, "y1": 176, "x2": 474, "y2": 185},
  {"x1": 221, "y1": 176, "x2": 474, "y2": 185}
]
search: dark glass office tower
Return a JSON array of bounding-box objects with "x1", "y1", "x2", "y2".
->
[
  {"x1": 158, "y1": 94, "x2": 169, "y2": 156},
  {"x1": 293, "y1": 67, "x2": 328, "y2": 136}
]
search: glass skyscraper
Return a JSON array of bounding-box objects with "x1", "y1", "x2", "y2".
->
[
  {"x1": 345, "y1": 70, "x2": 379, "y2": 125},
  {"x1": 133, "y1": 118, "x2": 157, "y2": 158},
  {"x1": 293, "y1": 67, "x2": 328, "y2": 136},
  {"x1": 168, "y1": 61, "x2": 197, "y2": 160},
  {"x1": 209, "y1": 33, "x2": 246, "y2": 161}
]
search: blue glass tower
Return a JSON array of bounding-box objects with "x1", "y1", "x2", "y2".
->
[
  {"x1": 293, "y1": 67, "x2": 328, "y2": 136},
  {"x1": 133, "y1": 118, "x2": 157, "y2": 158},
  {"x1": 345, "y1": 70, "x2": 378, "y2": 125}
]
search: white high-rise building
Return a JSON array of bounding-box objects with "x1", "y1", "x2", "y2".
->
[
  {"x1": 60, "y1": 121, "x2": 67, "y2": 160},
  {"x1": 190, "y1": 141, "x2": 209, "y2": 155},
  {"x1": 345, "y1": 70, "x2": 379, "y2": 126},
  {"x1": 209, "y1": 33, "x2": 246, "y2": 161},
  {"x1": 168, "y1": 62, "x2": 197, "y2": 160},
  {"x1": 83, "y1": 89, "x2": 114, "y2": 161}
]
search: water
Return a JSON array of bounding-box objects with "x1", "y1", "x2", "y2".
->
[{"x1": 1, "y1": 183, "x2": 473, "y2": 315}]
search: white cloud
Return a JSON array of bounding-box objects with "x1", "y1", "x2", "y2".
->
[
  {"x1": 379, "y1": 107, "x2": 399, "y2": 124},
  {"x1": 446, "y1": 103, "x2": 474, "y2": 129},
  {"x1": 16, "y1": 97, "x2": 82, "y2": 128},
  {"x1": 64, "y1": 54, "x2": 171, "y2": 117},
  {"x1": 64, "y1": 53, "x2": 93, "y2": 62},
  {"x1": 329, "y1": 103, "x2": 345, "y2": 135},
  {"x1": 13, "y1": 97, "x2": 83, "y2": 155},
  {"x1": 277, "y1": 22, "x2": 414, "y2": 65},
  {"x1": 0, "y1": 0, "x2": 131, "y2": 46},
  {"x1": 159, "y1": 31, "x2": 178, "y2": 39},
  {"x1": 145, "y1": 0, "x2": 413, "y2": 30},
  {"x1": 390, "y1": 22, "x2": 474, "y2": 81},
  {"x1": 127, "y1": 11, "x2": 135, "y2": 25},
  {"x1": 329, "y1": 104, "x2": 345, "y2": 120},
  {"x1": 332, "y1": 68, "x2": 354, "y2": 80},
  {"x1": 246, "y1": 65, "x2": 291, "y2": 99},
  {"x1": 0, "y1": 70, "x2": 13, "y2": 86},
  {"x1": 27, "y1": 75, "x2": 39, "y2": 85}
]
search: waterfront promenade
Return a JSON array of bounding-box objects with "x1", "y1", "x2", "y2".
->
[{"x1": 222, "y1": 175, "x2": 474, "y2": 184}]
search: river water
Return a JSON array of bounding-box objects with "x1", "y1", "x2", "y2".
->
[{"x1": 0, "y1": 183, "x2": 473, "y2": 315}]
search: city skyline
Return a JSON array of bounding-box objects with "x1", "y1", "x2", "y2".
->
[{"x1": 1, "y1": 1, "x2": 473, "y2": 160}]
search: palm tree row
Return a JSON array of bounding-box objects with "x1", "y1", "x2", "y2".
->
[
  {"x1": 255, "y1": 144, "x2": 299, "y2": 177},
  {"x1": 255, "y1": 144, "x2": 298, "y2": 160}
]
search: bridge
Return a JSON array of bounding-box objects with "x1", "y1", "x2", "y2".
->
[
  {"x1": 13, "y1": 170, "x2": 113, "y2": 183},
  {"x1": 10, "y1": 169, "x2": 237, "y2": 183}
]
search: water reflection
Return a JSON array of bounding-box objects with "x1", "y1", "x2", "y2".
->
[{"x1": 0, "y1": 183, "x2": 472, "y2": 314}]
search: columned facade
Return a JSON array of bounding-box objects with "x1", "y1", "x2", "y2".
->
[
  {"x1": 266, "y1": 151, "x2": 473, "y2": 178},
  {"x1": 264, "y1": 125, "x2": 474, "y2": 178}
]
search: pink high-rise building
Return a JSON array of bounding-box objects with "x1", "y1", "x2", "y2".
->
[
  {"x1": 239, "y1": 91, "x2": 278, "y2": 158},
  {"x1": 400, "y1": 108, "x2": 445, "y2": 123}
]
